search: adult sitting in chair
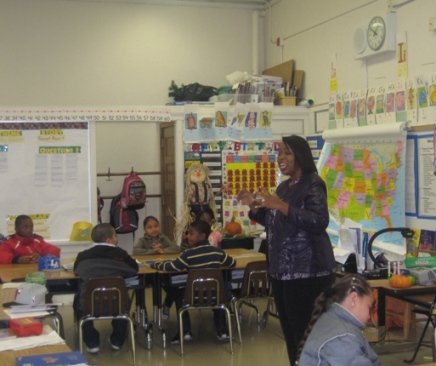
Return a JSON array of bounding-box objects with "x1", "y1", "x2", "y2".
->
[{"x1": 73, "y1": 223, "x2": 138, "y2": 354}]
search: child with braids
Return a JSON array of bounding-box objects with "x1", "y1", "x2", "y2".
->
[{"x1": 297, "y1": 275, "x2": 380, "y2": 366}]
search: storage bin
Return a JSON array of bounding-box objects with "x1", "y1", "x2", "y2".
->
[
  {"x1": 275, "y1": 97, "x2": 297, "y2": 106},
  {"x1": 10, "y1": 317, "x2": 43, "y2": 337}
]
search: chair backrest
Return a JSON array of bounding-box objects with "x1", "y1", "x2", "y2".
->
[
  {"x1": 183, "y1": 268, "x2": 227, "y2": 307},
  {"x1": 82, "y1": 276, "x2": 129, "y2": 317},
  {"x1": 240, "y1": 260, "x2": 270, "y2": 298}
]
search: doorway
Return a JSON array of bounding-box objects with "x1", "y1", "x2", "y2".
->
[{"x1": 160, "y1": 122, "x2": 176, "y2": 240}]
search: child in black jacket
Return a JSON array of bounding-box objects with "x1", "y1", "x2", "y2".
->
[{"x1": 74, "y1": 224, "x2": 138, "y2": 354}]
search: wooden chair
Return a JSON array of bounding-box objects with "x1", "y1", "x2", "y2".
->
[
  {"x1": 178, "y1": 268, "x2": 238, "y2": 356},
  {"x1": 231, "y1": 260, "x2": 271, "y2": 344},
  {"x1": 78, "y1": 276, "x2": 136, "y2": 366}
]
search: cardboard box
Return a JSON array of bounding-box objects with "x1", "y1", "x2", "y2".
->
[
  {"x1": 263, "y1": 60, "x2": 294, "y2": 84},
  {"x1": 275, "y1": 97, "x2": 296, "y2": 106}
]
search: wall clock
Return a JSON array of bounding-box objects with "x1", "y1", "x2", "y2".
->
[
  {"x1": 353, "y1": 12, "x2": 396, "y2": 59},
  {"x1": 367, "y1": 16, "x2": 386, "y2": 51}
]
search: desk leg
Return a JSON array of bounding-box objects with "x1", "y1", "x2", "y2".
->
[
  {"x1": 378, "y1": 287, "x2": 386, "y2": 327},
  {"x1": 132, "y1": 276, "x2": 153, "y2": 350},
  {"x1": 152, "y1": 272, "x2": 167, "y2": 349}
]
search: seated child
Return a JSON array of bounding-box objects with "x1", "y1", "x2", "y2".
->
[
  {"x1": 73, "y1": 223, "x2": 138, "y2": 354},
  {"x1": 133, "y1": 215, "x2": 180, "y2": 320},
  {"x1": 133, "y1": 216, "x2": 180, "y2": 255},
  {"x1": 0, "y1": 215, "x2": 60, "y2": 264},
  {"x1": 297, "y1": 275, "x2": 379, "y2": 366},
  {"x1": 151, "y1": 220, "x2": 235, "y2": 344},
  {"x1": 180, "y1": 207, "x2": 221, "y2": 251}
]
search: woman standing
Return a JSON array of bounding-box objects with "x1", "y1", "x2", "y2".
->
[{"x1": 237, "y1": 135, "x2": 336, "y2": 366}]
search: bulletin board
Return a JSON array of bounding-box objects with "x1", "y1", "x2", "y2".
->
[
  {"x1": 0, "y1": 121, "x2": 95, "y2": 242},
  {"x1": 222, "y1": 150, "x2": 279, "y2": 232}
]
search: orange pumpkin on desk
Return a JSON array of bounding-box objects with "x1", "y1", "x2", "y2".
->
[
  {"x1": 389, "y1": 275, "x2": 412, "y2": 288},
  {"x1": 225, "y1": 217, "x2": 242, "y2": 237}
]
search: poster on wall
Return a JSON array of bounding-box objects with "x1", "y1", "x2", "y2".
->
[
  {"x1": 183, "y1": 104, "x2": 273, "y2": 142},
  {"x1": 0, "y1": 121, "x2": 93, "y2": 242},
  {"x1": 222, "y1": 150, "x2": 278, "y2": 232},
  {"x1": 318, "y1": 122, "x2": 407, "y2": 256}
]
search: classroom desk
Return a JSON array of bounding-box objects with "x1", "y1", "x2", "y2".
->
[
  {"x1": 2, "y1": 344, "x2": 72, "y2": 366},
  {"x1": 367, "y1": 279, "x2": 436, "y2": 328},
  {"x1": 0, "y1": 249, "x2": 265, "y2": 349},
  {"x1": 133, "y1": 248, "x2": 266, "y2": 348},
  {"x1": 0, "y1": 286, "x2": 71, "y2": 365},
  {"x1": 134, "y1": 248, "x2": 266, "y2": 317},
  {"x1": 367, "y1": 279, "x2": 436, "y2": 362}
]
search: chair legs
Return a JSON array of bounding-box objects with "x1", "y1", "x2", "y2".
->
[
  {"x1": 404, "y1": 314, "x2": 435, "y2": 363},
  {"x1": 46, "y1": 311, "x2": 65, "y2": 339},
  {"x1": 232, "y1": 297, "x2": 274, "y2": 344},
  {"x1": 78, "y1": 316, "x2": 136, "y2": 366},
  {"x1": 178, "y1": 306, "x2": 235, "y2": 356}
]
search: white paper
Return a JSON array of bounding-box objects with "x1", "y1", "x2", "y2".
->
[
  {"x1": 338, "y1": 218, "x2": 365, "y2": 272},
  {"x1": 0, "y1": 325, "x2": 65, "y2": 351},
  {"x1": 1, "y1": 282, "x2": 23, "y2": 289},
  {"x1": 4, "y1": 309, "x2": 50, "y2": 318},
  {"x1": 333, "y1": 247, "x2": 353, "y2": 264}
]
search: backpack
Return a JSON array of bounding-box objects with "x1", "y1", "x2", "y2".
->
[
  {"x1": 109, "y1": 193, "x2": 139, "y2": 235},
  {"x1": 120, "y1": 172, "x2": 146, "y2": 210},
  {"x1": 169, "y1": 82, "x2": 218, "y2": 102}
]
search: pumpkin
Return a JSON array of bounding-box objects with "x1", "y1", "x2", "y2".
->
[
  {"x1": 389, "y1": 275, "x2": 412, "y2": 288},
  {"x1": 225, "y1": 217, "x2": 242, "y2": 236}
]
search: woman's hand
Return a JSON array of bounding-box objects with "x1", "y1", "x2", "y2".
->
[
  {"x1": 255, "y1": 187, "x2": 289, "y2": 215},
  {"x1": 236, "y1": 189, "x2": 255, "y2": 206}
]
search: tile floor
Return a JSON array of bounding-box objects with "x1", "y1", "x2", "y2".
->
[{"x1": 53, "y1": 289, "x2": 434, "y2": 366}]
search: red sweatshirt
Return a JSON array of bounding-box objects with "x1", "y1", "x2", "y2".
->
[{"x1": 0, "y1": 234, "x2": 60, "y2": 264}]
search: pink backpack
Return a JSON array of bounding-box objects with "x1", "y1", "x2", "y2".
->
[{"x1": 120, "y1": 172, "x2": 146, "y2": 210}]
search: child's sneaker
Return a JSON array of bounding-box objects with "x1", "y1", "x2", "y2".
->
[
  {"x1": 162, "y1": 304, "x2": 170, "y2": 320},
  {"x1": 108, "y1": 337, "x2": 121, "y2": 350},
  {"x1": 171, "y1": 331, "x2": 193, "y2": 345},
  {"x1": 216, "y1": 331, "x2": 229, "y2": 342},
  {"x1": 86, "y1": 346, "x2": 100, "y2": 354}
]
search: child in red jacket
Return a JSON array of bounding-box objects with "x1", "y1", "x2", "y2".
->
[{"x1": 0, "y1": 215, "x2": 60, "y2": 264}]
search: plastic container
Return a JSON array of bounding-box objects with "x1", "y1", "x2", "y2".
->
[
  {"x1": 10, "y1": 317, "x2": 43, "y2": 337},
  {"x1": 404, "y1": 256, "x2": 436, "y2": 269},
  {"x1": 70, "y1": 221, "x2": 92, "y2": 241},
  {"x1": 25, "y1": 271, "x2": 47, "y2": 285}
]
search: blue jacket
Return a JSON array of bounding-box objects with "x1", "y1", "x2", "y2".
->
[
  {"x1": 250, "y1": 173, "x2": 336, "y2": 279},
  {"x1": 298, "y1": 303, "x2": 381, "y2": 366}
]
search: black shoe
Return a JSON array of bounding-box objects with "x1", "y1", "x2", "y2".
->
[{"x1": 171, "y1": 331, "x2": 193, "y2": 345}]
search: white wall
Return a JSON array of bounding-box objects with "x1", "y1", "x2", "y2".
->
[
  {"x1": 265, "y1": 0, "x2": 436, "y2": 106},
  {"x1": 0, "y1": 0, "x2": 261, "y2": 105},
  {"x1": 0, "y1": 0, "x2": 262, "y2": 251},
  {"x1": 264, "y1": 0, "x2": 436, "y2": 232}
]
